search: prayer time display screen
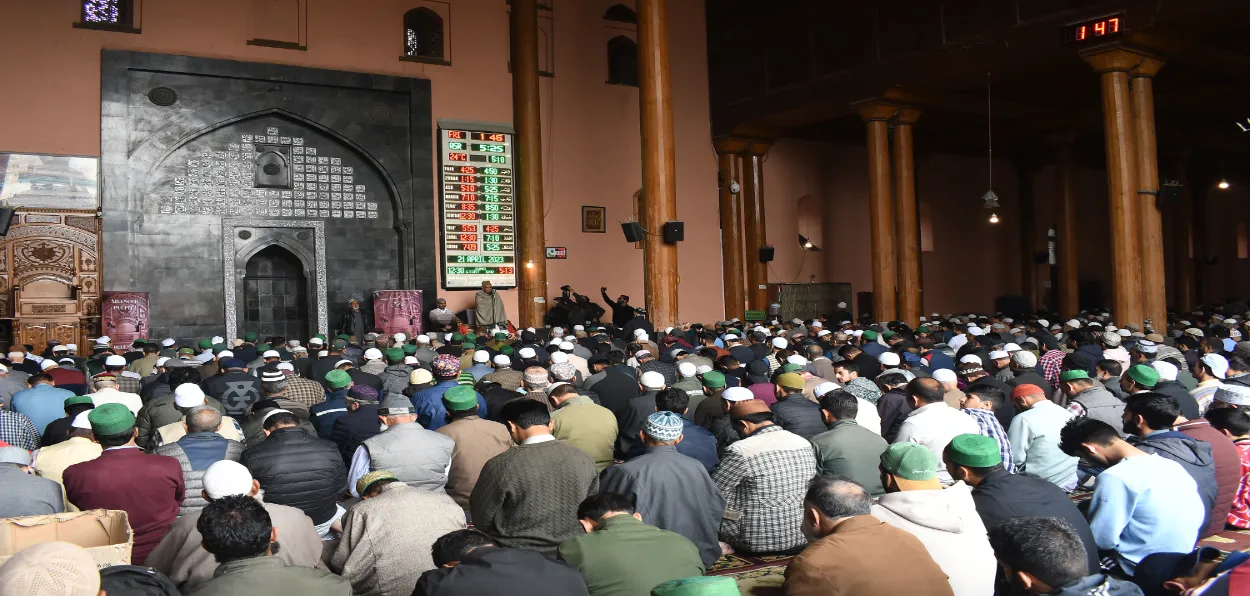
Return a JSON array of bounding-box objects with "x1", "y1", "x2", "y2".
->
[{"x1": 439, "y1": 125, "x2": 518, "y2": 290}]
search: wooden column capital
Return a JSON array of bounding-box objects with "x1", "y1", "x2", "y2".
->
[
  {"x1": 1130, "y1": 55, "x2": 1166, "y2": 79},
  {"x1": 855, "y1": 102, "x2": 900, "y2": 122},
  {"x1": 1081, "y1": 46, "x2": 1161, "y2": 74},
  {"x1": 713, "y1": 137, "x2": 771, "y2": 156},
  {"x1": 892, "y1": 107, "x2": 922, "y2": 126}
]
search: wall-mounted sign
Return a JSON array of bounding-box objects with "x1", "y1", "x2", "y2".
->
[
  {"x1": 438, "y1": 121, "x2": 517, "y2": 290},
  {"x1": 545, "y1": 247, "x2": 567, "y2": 259}
]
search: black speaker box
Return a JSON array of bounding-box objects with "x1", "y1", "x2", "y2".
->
[
  {"x1": 663, "y1": 221, "x2": 684, "y2": 243},
  {"x1": 0, "y1": 208, "x2": 15, "y2": 236},
  {"x1": 1159, "y1": 184, "x2": 1182, "y2": 207},
  {"x1": 759, "y1": 246, "x2": 775, "y2": 263},
  {"x1": 621, "y1": 221, "x2": 645, "y2": 243}
]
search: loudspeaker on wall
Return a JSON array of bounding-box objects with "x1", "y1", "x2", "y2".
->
[
  {"x1": 621, "y1": 221, "x2": 645, "y2": 243},
  {"x1": 663, "y1": 222, "x2": 684, "y2": 243},
  {"x1": 759, "y1": 246, "x2": 774, "y2": 263}
]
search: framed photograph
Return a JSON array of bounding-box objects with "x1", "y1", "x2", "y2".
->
[
  {"x1": 582, "y1": 205, "x2": 606, "y2": 233},
  {"x1": 0, "y1": 152, "x2": 100, "y2": 208}
]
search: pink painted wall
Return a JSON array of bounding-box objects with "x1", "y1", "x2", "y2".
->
[{"x1": 0, "y1": 0, "x2": 721, "y2": 323}]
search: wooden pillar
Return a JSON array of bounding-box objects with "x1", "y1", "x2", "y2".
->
[
  {"x1": 892, "y1": 108, "x2": 922, "y2": 327},
  {"x1": 1129, "y1": 54, "x2": 1168, "y2": 330},
  {"x1": 716, "y1": 146, "x2": 746, "y2": 320},
  {"x1": 857, "y1": 103, "x2": 898, "y2": 322},
  {"x1": 1048, "y1": 133, "x2": 1080, "y2": 318},
  {"x1": 1015, "y1": 158, "x2": 1039, "y2": 311},
  {"x1": 637, "y1": 0, "x2": 679, "y2": 327},
  {"x1": 742, "y1": 151, "x2": 769, "y2": 312},
  {"x1": 1172, "y1": 153, "x2": 1195, "y2": 313},
  {"x1": 511, "y1": 0, "x2": 547, "y2": 328},
  {"x1": 1083, "y1": 48, "x2": 1144, "y2": 329}
]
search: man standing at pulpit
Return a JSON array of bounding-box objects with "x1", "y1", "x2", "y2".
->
[
  {"x1": 475, "y1": 282, "x2": 507, "y2": 328},
  {"x1": 341, "y1": 298, "x2": 370, "y2": 344}
]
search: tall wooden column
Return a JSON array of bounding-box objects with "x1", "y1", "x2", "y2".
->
[
  {"x1": 1172, "y1": 153, "x2": 1195, "y2": 313},
  {"x1": 637, "y1": 0, "x2": 679, "y2": 326},
  {"x1": 716, "y1": 144, "x2": 746, "y2": 320},
  {"x1": 1015, "y1": 159, "x2": 1040, "y2": 311},
  {"x1": 1049, "y1": 133, "x2": 1080, "y2": 317},
  {"x1": 741, "y1": 150, "x2": 769, "y2": 313},
  {"x1": 892, "y1": 108, "x2": 922, "y2": 327},
  {"x1": 1083, "y1": 48, "x2": 1144, "y2": 328},
  {"x1": 511, "y1": 0, "x2": 547, "y2": 328},
  {"x1": 858, "y1": 103, "x2": 898, "y2": 322},
  {"x1": 1129, "y1": 54, "x2": 1167, "y2": 329}
]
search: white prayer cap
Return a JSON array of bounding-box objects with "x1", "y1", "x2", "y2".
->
[
  {"x1": 1202, "y1": 354, "x2": 1229, "y2": 379},
  {"x1": 640, "y1": 371, "x2": 666, "y2": 390},
  {"x1": 473, "y1": 350, "x2": 490, "y2": 363},
  {"x1": 1215, "y1": 385, "x2": 1250, "y2": 407},
  {"x1": 1036, "y1": 319, "x2": 1049, "y2": 328},
  {"x1": 1066, "y1": 319, "x2": 1081, "y2": 329},
  {"x1": 557, "y1": 342, "x2": 574, "y2": 351},
  {"x1": 40, "y1": 360, "x2": 57, "y2": 370},
  {"x1": 493, "y1": 354, "x2": 511, "y2": 366},
  {"x1": 364, "y1": 348, "x2": 383, "y2": 360},
  {"x1": 852, "y1": 330, "x2": 864, "y2": 337},
  {"x1": 637, "y1": 333, "x2": 650, "y2": 342},
  {"x1": 837, "y1": 302, "x2": 847, "y2": 309},
  {"x1": 878, "y1": 352, "x2": 901, "y2": 367},
  {"x1": 574, "y1": 325, "x2": 585, "y2": 331},
  {"x1": 550, "y1": 352, "x2": 569, "y2": 364},
  {"x1": 1004, "y1": 343, "x2": 1021, "y2": 352},
  {"x1": 678, "y1": 362, "x2": 696, "y2": 378},
  {"x1": 292, "y1": 347, "x2": 307, "y2": 354},
  {"x1": 277, "y1": 362, "x2": 295, "y2": 372},
  {"x1": 696, "y1": 364, "x2": 714, "y2": 375},
  {"x1": 1012, "y1": 351, "x2": 1038, "y2": 368},
  {"x1": 218, "y1": 350, "x2": 234, "y2": 359},
  {"x1": 813, "y1": 382, "x2": 842, "y2": 398},
  {"x1": 1003, "y1": 318, "x2": 1014, "y2": 324},
  {"x1": 547, "y1": 338, "x2": 562, "y2": 346},
  {"x1": 174, "y1": 383, "x2": 206, "y2": 408},
  {"x1": 211, "y1": 336, "x2": 224, "y2": 344},
  {"x1": 989, "y1": 350, "x2": 1009, "y2": 360},
  {"x1": 308, "y1": 337, "x2": 324, "y2": 346},
  {"x1": 203, "y1": 460, "x2": 255, "y2": 500},
  {"x1": 95, "y1": 336, "x2": 112, "y2": 345},
  {"x1": 968, "y1": 327, "x2": 985, "y2": 336},
  {"x1": 417, "y1": 335, "x2": 431, "y2": 344},
  {"x1": 553, "y1": 327, "x2": 564, "y2": 335},
  {"x1": 722, "y1": 387, "x2": 753, "y2": 402},
  {"x1": 818, "y1": 330, "x2": 831, "y2": 337},
  {"x1": 263, "y1": 350, "x2": 280, "y2": 359},
  {"x1": 69, "y1": 410, "x2": 94, "y2": 430},
  {"x1": 772, "y1": 337, "x2": 788, "y2": 349},
  {"x1": 317, "y1": 351, "x2": 329, "y2": 358},
  {"x1": 634, "y1": 328, "x2": 647, "y2": 337},
  {"x1": 1118, "y1": 329, "x2": 1132, "y2": 337},
  {"x1": 518, "y1": 347, "x2": 536, "y2": 359},
  {"x1": 155, "y1": 357, "x2": 170, "y2": 367},
  {"x1": 393, "y1": 333, "x2": 407, "y2": 343},
  {"x1": 919, "y1": 317, "x2": 927, "y2": 323},
  {"x1": 404, "y1": 356, "x2": 419, "y2": 365},
  {"x1": 1150, "y1": 360, "x2": 1179, "y2": 381},
  {"x1": 812, "y1": 321, "x2": 824, "y2": 328},
  {"x1": 723, "y1": 334, "x2": 739, "y2": 341},
  {"x1": 664, "y1": 327, "x2": 673, "y2": 334},
  {"x1": 526, "y1": 328, "x2": 536, "y2": 333},
  {"x1": 932, "y1": 369, "x2": 957, "y2": 383},
  {"x1": 104, "y1": 355, "x2": 126, "y2": 367},
  {"x1": 960, "y1": 355, "x2": 983, "y2": 365},
  {"x1": 287, "y1": 340, "x2": 301, "y2": 348},
  {"x1": 787, "y1": 355, "x2": 809, "y2": 366},
  {"x1": 162, "y1": 338, "x2": 176, "y2": 347}
]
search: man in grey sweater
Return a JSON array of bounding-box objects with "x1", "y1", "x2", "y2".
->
[
  {"x1": 470, "y1": 399, "x2": 599, "y2": 556},
  {"x1": 0, "y1": 445, "x2": 63, "y2": 518}
]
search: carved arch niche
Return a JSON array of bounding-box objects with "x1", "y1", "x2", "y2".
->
[{"x1": 0, "y1": 210, "x2": 102, "y2": 351}]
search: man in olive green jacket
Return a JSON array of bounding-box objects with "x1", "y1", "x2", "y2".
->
[{"x1": 558, "y1": 493, "x2": 704, "y2": 596}]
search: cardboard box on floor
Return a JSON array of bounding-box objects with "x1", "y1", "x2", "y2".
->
[{"x1": 0, "y1": 510, "x2": 132, "y2": 567}]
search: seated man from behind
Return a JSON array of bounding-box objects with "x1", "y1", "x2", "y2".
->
[
  {"x1": 153, "y1": 405, "x2": 244, "y2": 517},
  {"x1": 810, "y1": 388, "x2": 889, "y2": 496},
  {"x1": 784, "y1": 476, "x2": 954, "y2": 596},
  {"x1": 145, "y1": 460, "x2": 326, "y2": 593},
  {"x1": 240, "y1": 410, "x2": 347, "y2": 541},
  {"x1": 189, "y1": 494, "x2": 350, "y2": 596},
  {"x1": 1122, "y1": 393, "x2": 1218, "y2": 533},
  {"x1": 413, "y1": 529, "x2": 589, "y2": 596},
  {"x1": 988, "y1": 517, "x2": 1143, "y2": 596},
  {"x1": 558, "y1": 492, "x2": 705, "y2": 596},
  {"x1": 1058, "y1": 418, "x2": 1205, "y2": 576}
]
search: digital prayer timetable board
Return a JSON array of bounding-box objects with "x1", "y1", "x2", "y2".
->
[{"x1": 437, "y1": 122, "x2": 518, "y2": 290}]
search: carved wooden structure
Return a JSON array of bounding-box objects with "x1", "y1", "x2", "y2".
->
[{"x1": 0, "y1": 209, "x2": 102, "y2": 352}]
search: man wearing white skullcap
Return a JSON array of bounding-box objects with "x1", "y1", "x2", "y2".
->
[
  {"x1": 466, "y1": 350, "x2": 494, "y2": 382},
  {"x1": 31, "y1": 406, "x2": 103, "y2": 508},
  {"x1": 145, "y1": 460, "x2": 327, "y2": 593},
  {"x1": 0, "y1": 542, "x2": 100, "y2": 596}
]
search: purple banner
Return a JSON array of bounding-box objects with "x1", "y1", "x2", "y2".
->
[
  {"x1": 373, "y1": 290, "x2": 423, "y2": 338},
  {"x1": 102, "y1": 292, "x2": 149, "y2": 351}
]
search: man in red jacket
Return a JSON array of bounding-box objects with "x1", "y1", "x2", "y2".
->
[
  {"x1": 1177, "y1": 412, "x2": 1242, "y2": 538},
  {"x1": 63, "y1": 403, "x2": 184, "y2": 563}
]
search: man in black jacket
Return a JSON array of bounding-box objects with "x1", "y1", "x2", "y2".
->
[
  {"x1": 415, "y1": 529, "x2": 589, "y2": 596},
  {"x1": 329, "y1": 385, "x2": 382, "y2": 464},
  {"x1": 240, "y1": 411, "x2": 347, "y2": 539},
  {"x1": 600, "y1": 288, "x2": 636, "y2": 328},
  {"x1": 203, "y1": 358, "x2": 261, "y2": 417},
  {"x1": 770, "y1": 373, "x2": 825, "y2": 439}
]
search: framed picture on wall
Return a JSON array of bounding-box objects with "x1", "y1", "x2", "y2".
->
[
  {"x1": 582, "y1": 205, "x2": 606, "y2": 233},
  {"x1": 0, "y1": 152, "x2": 100, "y2": 209}
]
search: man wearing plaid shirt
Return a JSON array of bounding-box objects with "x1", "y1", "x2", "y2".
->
[
  {"x1": 712, "y1": 399, "x2": 816, "y2": 554},
  {"x1": 0, "y1": 409, "x2": 41, "y2": 451},
  {"x1": 277, "y1": 362, "x2": 327, "y2": 408}
]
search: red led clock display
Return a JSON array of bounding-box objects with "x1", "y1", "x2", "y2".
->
[{"x1": 1066, "y1": 14, "x2": 1123, "y2": 44}]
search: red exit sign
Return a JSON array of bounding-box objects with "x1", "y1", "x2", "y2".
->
[{"x1": 1065, "y1": 14, "x2": 1123, "y2": 44}]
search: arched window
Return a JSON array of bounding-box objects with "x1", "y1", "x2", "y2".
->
[
  {"x1": 607, "y1": 36, "x2": 638, "y2": 86},
  {"x1": 404, "y1": 8, "x2": 443, "y2": 58},
  {"x1": 604, "y1": 4, "x2": 636, "y2": 23}
]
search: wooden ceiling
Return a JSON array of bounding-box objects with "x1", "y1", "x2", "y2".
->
[{"x1": 705, "y1": 0, "x2": 1250, "y2": 174}]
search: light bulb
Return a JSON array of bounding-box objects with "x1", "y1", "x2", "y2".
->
[
  {"x1": 803, "y1": 242, "x2": 813, "y2": 249},
  {"x1": 1219, "y1": 179, "x2": 1231, "y2": 190},
  {"x1": 525, "y1": 261, "x2": 534, "y2": 269},
  {"x1": 989, "y1": 213, "x2": 999, "y2": 224}
]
